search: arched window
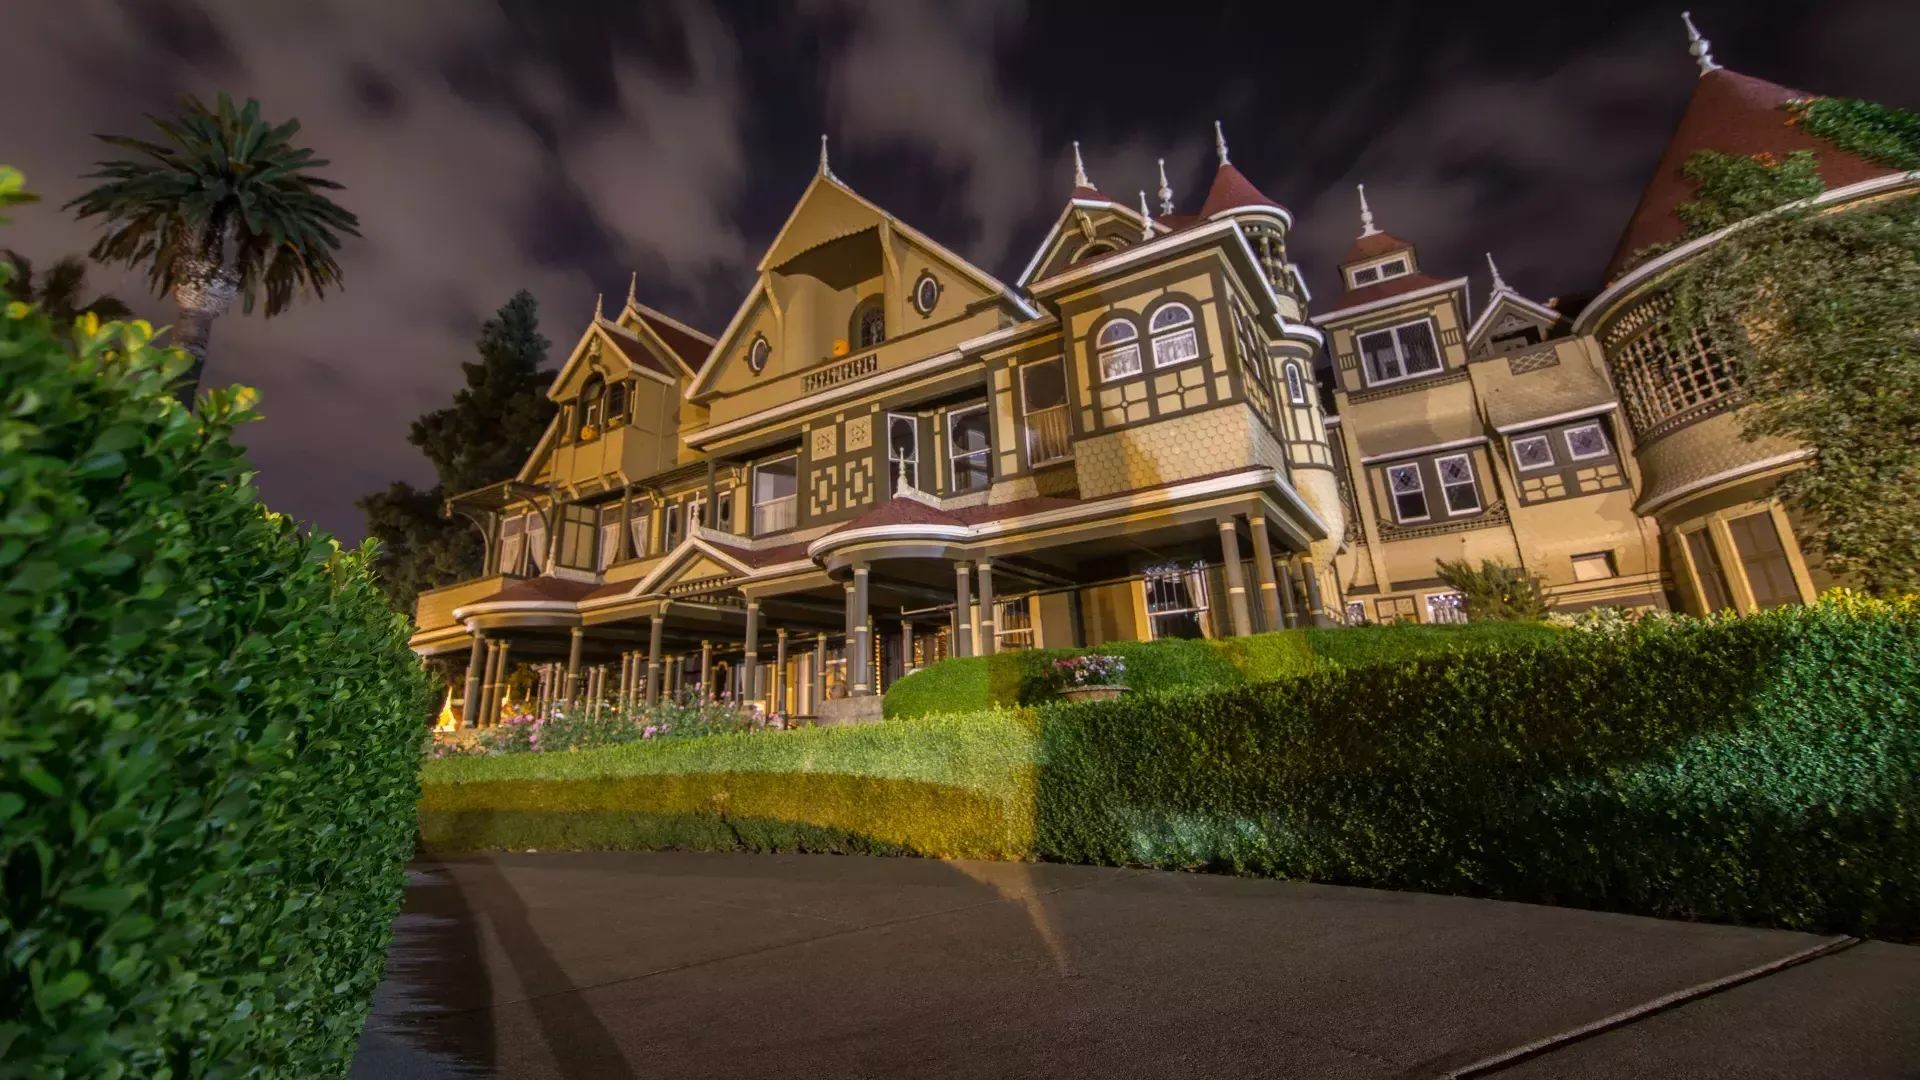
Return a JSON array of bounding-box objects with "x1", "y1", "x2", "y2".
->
[
  {"x1": 578, "y1": 374, "x2": 606, "y2": 437},
  {"x1": 1074, "y1": 242, "x2": 1116, "y2": 263},
  {"x1": 1284, "y1": 363, "x2": 1306, "y2": 405},
  {"x1": 1095, "y1": 319, "x2": 1141, "y2": 381},
  {"x1": 1149, "y1": 302, "x2": 1200, "y2": 368},
  {"x1": 852, "y1": 297, "x2": 886, "y2": 350}
]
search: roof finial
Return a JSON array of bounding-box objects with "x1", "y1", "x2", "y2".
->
[
  {"x1": 626, "y1": 271, "x2": 637, "y2": 309},
  {"x1": 1357, "y1": 183, "x2": 1381, "y2": 238},
  {"x1": 1138, "y1": 191, "x2": 1154, "y2": 240},
  {"x1": 1156, "y1": 158, "x2": 1175, "y2": 216},
  {"x1": 594, "y1": 291, "x2": 603, "y2": 321},
  {"x1": 1072, "y1": 141, "x2": 1093, "y2": 190},
  {"x1": 819, "y1": 134, "x2": 832, "y2": 177},
  {"x1": 1682, "y1": 11, "x2": 1722, "y2": 75},
  {"x1": 1486, "y1": 252, "x2": 1510, "y2": 294},
  {"x1": 1213, "y1": 120, "x2": 1230, "y2": 166}
]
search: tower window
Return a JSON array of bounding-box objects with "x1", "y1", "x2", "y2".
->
[
  {"x1": 1357, "y1": 319, "x2": 1443, "y2": 385},
  {"x1": 1096, "y1": 319, "x2": 1142, "y2": 381},
  {"x1": 1149, "y1": 303, "x2": 1200, "y2": 369},
  {"x1": 1284, "y1": 363, "x2": 1306, "y2": 404}
]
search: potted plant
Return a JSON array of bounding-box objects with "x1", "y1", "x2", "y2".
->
[{"x1": 1052, "y1": 654, "x2": 1127, "y2": 703}]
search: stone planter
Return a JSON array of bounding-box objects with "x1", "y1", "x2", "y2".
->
[{"x1": 1058, "y1": 685, "x2": 1128, "y2": 704}]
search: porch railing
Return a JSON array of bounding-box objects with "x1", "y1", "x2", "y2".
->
[
  {"x1": 1024, "y1": 406, "x2": 1071, "y2": 465},
  {"x1": 753, "y1": 495, "x2": 797, "y2": 535}
]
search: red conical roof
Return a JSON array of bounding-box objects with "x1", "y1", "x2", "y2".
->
[
  {"x1": 1198, "y1": 163, "x2": 1288, "y2": 220},
  {"x1": 1605, "y1": 68, "x2": 1896, "y2": 279}
]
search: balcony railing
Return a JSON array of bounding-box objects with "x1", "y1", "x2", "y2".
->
[
  {"x1": 1024, "y1": 406, "x2": 1071, "y2": 465},
  {"x1": 753, "y1": 495, "x2": 797, "y2": 536}
]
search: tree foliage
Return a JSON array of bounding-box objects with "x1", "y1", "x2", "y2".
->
[
  {"x1": 1, "y1": 250, "x2": 133, "y2": 336},
  {"x1": 1435, "y1": 558, "x2": 1552, "y2": 622},
  {"x1": 1662, "y1": 98, "x2": 1920, "y2": 595},
  {"x1": 65, "y1": 92, "x2": 359, "y2": 398},
  {"x1": 357, "y1": 290, "x2": 555, "y2": 613}
]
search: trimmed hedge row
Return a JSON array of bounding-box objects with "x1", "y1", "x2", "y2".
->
[
  {"x1": 1, "y1": 303, "x2": 436, "y2": 1073},
  {"x1": 883, "y1": 621, "x2": 1557, "y2": 718},
  {"x1": 1037, "y1": 595, "x2": 1920, "y2": 937},
  {"x1": 420, "y1": 597, "x2": 1919, "y2": 938}
]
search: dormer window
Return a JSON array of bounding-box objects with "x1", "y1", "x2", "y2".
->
[
  {"x1": 1349, "y1": 257, "x2": 1410, "y2": 288},
  {"x1": 606, "y1": 381, "x2": 629, "y2": 421},
  {"x1": 852, "y1": 297, "x2": 886, "y2": 350},
  {"x1": 1096, "y1": 319, "x2": 1142, "y2": 380},
  {"x1": 578, "y1": 374, "x2": 606, "y2": 437},
  {"x1": 1491, "y1": 325, "x2": 1543, "y2": 351},
  {"x1": 1356, "y1": 319, "x2": 1443, "y2": 386},
  {"x1": 1149, "y1": 303, "x2": 1200, "y2": 369}
]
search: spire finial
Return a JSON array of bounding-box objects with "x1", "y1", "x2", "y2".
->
[
  {"x1": 1486, "y1": 252, "x2": 1510, "y2": 294},
  {"x1": 1156, "y1": 158, "x2": 1174, "y2": 216},
  {"x1": 1357, "y1": 183, "x2": 1381, "y2": 238},
  {"x1": 594, "y1": 292, "x2": 604, "y2": 321},
  {"x1": 626, "y1": 271, "x2": 637, "y2": 309},
  {"x1": 818, "y1": 134, "x2": 832, "y2": 177},
  {"x1": 1213, "y1": 120, "x2": 1230, "y2": 166},
  {"x1": 1072, "y1": 141, "x2": 1093, "y2": 190},
  {"x1": 1138, "y1": 191, "x2": 1154, "y2": 240},
  {"x1": 1682, "y1": 11, "x2": 1722, "y2": 75}
]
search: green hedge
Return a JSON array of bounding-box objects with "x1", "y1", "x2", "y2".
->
[
  {"x1": 0, "y1": 299, "x2": 436, "y2": 1073},
  {"x1": 1036, "y1": 596, "x2": 1920, "y2": 937},
  {"x1": 884, "y1": 622, "x2": 1555, "y2": 718}
]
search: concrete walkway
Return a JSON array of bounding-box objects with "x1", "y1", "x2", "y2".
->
[{"x1": 352, "y1": 852, "x2": 1920, "y2": 1079}]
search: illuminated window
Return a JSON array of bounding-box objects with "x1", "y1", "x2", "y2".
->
[
  {"x1": 1435, "y1": 454, "x2": 1481, "y2": 514},
  {"x1": 1387, "y1": 463, "x2": 1429, "y2": 523},
  {"x1": 1096, "y1": 320, "x2": 1142, "y2": 380},
  {"x1": 1357, "y1": 320, "x2": 1443, "y2": 385},
  {"x1": 1426, "y1": 591, "x2": 1468, "y2": 624},
  {"x1": 1149, "y1": 303, "x2": 1200, "y2": 368}
]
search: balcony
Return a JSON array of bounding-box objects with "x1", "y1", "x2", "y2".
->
[
  {"x1": 1024, "y1": 406, "x2": 1071, "y2": 466},
  {"x1": 753, "y1": 495, "x2": 797, "y2": 536}
]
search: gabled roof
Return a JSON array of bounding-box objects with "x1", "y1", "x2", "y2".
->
[
  {"x1": 1315, "y1": 271, "x2": 1454, "y2": 319},
  {"x1": 1016, "y1": 194, "x2": 1166, "y2": 288},
  {"x1": 1198, "y1": 162, "x2": 1291, "y2": 222},
  {"x1": 689, "y1": 167, "x2": 1036, "y2": 400},
  {"x1": 1466, "y1": 288, "x2": 1564, "y2": 349},
  {"x1": 1605, "y1": 68, "x2": 1898, "y2": 279},
  {"x1": 546, "y1": 317, "x2": 681, "y2": 402},
  {"x1": 622, "y1": 300, "x2": 712, "y2": 376}
]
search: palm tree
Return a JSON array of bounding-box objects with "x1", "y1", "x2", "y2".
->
[
  {"x1": 66, "y1": 93, "x2": 359, "y2": 401},
  {"x1": 0, "y1": 250, "x2": 133, "y2": 332}
]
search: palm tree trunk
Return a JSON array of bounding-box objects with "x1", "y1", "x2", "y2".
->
[{"x1": 170, "y1": 300, "x2": 218, "y2": 405}]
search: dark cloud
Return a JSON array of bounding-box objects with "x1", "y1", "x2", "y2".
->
[{"x1": 1, "y1": 0, "x2": 1915, "y2": 544}]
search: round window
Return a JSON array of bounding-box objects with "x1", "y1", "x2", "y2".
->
[
  {"x1": 912, "y1": 272, "x2": 941, "y2": 316},
  {"x1": 747, "y1": 335, "x2": 770, "y2": 374}
]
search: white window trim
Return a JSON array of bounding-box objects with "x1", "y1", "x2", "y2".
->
[
  {"x1": 1435, "y1": 453, "x2": 1482, "y2": 514},
  {"x1": 887, "y1": 413, "x2": 921, "y2": 490},
  {"x1": 947, "y1": 404, "x2": 991, "y2": 491},
  {"x1": 1375, "y1": 257, "x2": 1409, "y2": 280},
  {"x1": 1150, "y1": 326, "x2": 1200, "y2": 369},
  {"x1": 913, "y1": 275, "x2": 940, "y2": 315},
  {"x1": 1511, "y1": 434, "x2": 1556, "y2": 472},
  {"x1": 1284, "y1": 363, "x2": 1306, "y2": 404},
  {"x1": 1425, "y1": 590, "x2": 1468, "y2": 624},
  {"x1": 753, "y1": 454, "x2": 798, "y2": 505},
  {"x1": 1387, "y1": 463, "x2": 1431, "y2": 524},
  {"x1": 1148, "y1": 303, "x2": 1194, "y2": 333},
  {"x1": 1019, "y1": 361, "x2": 1071, "y2": 466},
  {"x1": 1350, "y1": 266, "x2": 1379, "y2": 287},
  {"x1": 1564, "y1": 421, "x2": 1611, "y2": 461},
  {"x1": 1357, "y1": 318, "x2": 1445, "y2": 387}
]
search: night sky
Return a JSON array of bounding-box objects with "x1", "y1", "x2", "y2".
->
[{"x1": 3, "y1": 0, "x2": 1915, "y2": 543}]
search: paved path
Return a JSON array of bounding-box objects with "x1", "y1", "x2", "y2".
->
[{"x1": 352, "y1": 852, "x2": 1920, "y2": 1079}]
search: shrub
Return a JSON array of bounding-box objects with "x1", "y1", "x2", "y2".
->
[
  {"x1": 1, "y1": 255, "x2": 435, "y2": 1073},
  {"x1": 459, "y1": 690, "x2": 755, "y2": 757},
  {"x1": 1435, "y1": 557, "x2": 1552, "y2": 621},
  {"x1": 1033, "y1": 593, "x2": 1920, "y2": 937},
  {"x1": 1049, "y1": 654, "x2": 1127, "y2": 689}
]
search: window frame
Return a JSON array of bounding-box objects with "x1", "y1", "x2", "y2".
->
[
  {"x1": 946, "y1": 405, "x2": 992, "y2": 494},
  {"x1": 1434, "y1": 453, "x2": 1482, "y2": 514},
  {"x1": 1283, "y1": 363, "x2": 1306, "y2": 405},
  {"x1": 851, "y1": 296, "x2": 886, "y2": 351},
  {"x1": 1386, "y1": 462, "x2": 1431, "y2": 524},
  {"x1": 1510, "y1": 434, "x2": 1556, "y2": 472},
  {"x1": 1356, "y1": 318, "x2": 1445, "y2": 387},
  {"x1": 911, "y1": 272, "x2": 941, "y2": 316},
  {"x1": 1570, "y1": 551, "x2": 1618, "y2": 582},
  {"x1": 1350, "y1": 265, "x2": 1380, "y2": 287},
  {"x1": 1375, "y1": 257, "x2": 1409, "y2": 280},
  {"x1": 747, "y1": 334, "x2": 771, "y2": 374},
  {"x1": 1095, "y1": 318, "x2": 1143, "y2": 382},
  {"x1": 752, "y1": 454, "x2": 799, "y2": 535},
  {"x1": 1425, "y1": 591, "x2": 1468, "y2": 624},
  {"x1": 1144, "y1": 562, "x2": 1211, "y2": 641},
  {"x1": 1019, "y1": 359, "x2": 1071, "y2": 467},
  {"x1": 1563, "y1": 421, "x2": 1611, "y2": 461},
  {"x1": 1148, "y1": 302, "x2": 1201, "y2": 370},
  {"x1": 886, "y1": 413, "x2": 921, "y2": 493}
]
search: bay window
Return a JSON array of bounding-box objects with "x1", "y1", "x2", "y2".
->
[{"x1": 1357, "y1": 319, "x2": 1443, "y2": 385}]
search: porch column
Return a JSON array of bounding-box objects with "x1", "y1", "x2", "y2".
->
[
  {"x1": 1300, "y1": 556, "x2": 1328, "y2": 625},
  {"x1": 477, "y1": 640, "x2": 501, "y2": 728},
  {"x1": 814, "y1": 633, "x2": 828, "y2": 708},
  {"x1": 953, "y1": 562, "x2": 974, "y2": 658},
  {"x1": 491, "y1": 641, "x2": 513, "y2": 723},
  {"x1": 851, "y1": 563, "x2": 873, "y2": 695},
  {"x1": 1218, "y1": 517, "x2": 1253, "y2": 637},
  {"x1": 743, "y1": 600, "x2": 762, "y2": 711},
  {"x1": 977, "y1": 561, "x2": 998, "y2": 656},
  {"x1": 1278, "y1": 562, "x2": 1299, "y2": 628},
  {"x1": 462, "y1": 632, "x2": 486, "y2": 728},
  {"x1": 646, "y1": 611, "x2": 665, "y2": 705},
  {"x1": 774, "y1": 628, "x2": 789, "y2": 715},
  {"x1": 1250, "y1": 514, "x2": 1283, "y2": 633},
  {"x1": 616, "y1": 652, "x2": 631, "y2": 710},
  {"x1": 565, "y1": 625, "x2": 585, "y2": 703},
  {"x1": 534, "y1": 662, "x2": 549, "y2": 717},
  {"x1": 700, "y1": 640, "x2": 713, "y2": 702},
  {"x1": 902, "y1": 621, "x2": 915, "y2": 674}
]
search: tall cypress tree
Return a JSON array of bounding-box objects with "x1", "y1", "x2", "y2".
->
[{"x1": 359, "y1": 290, "x2": 556, "y2": 613}]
